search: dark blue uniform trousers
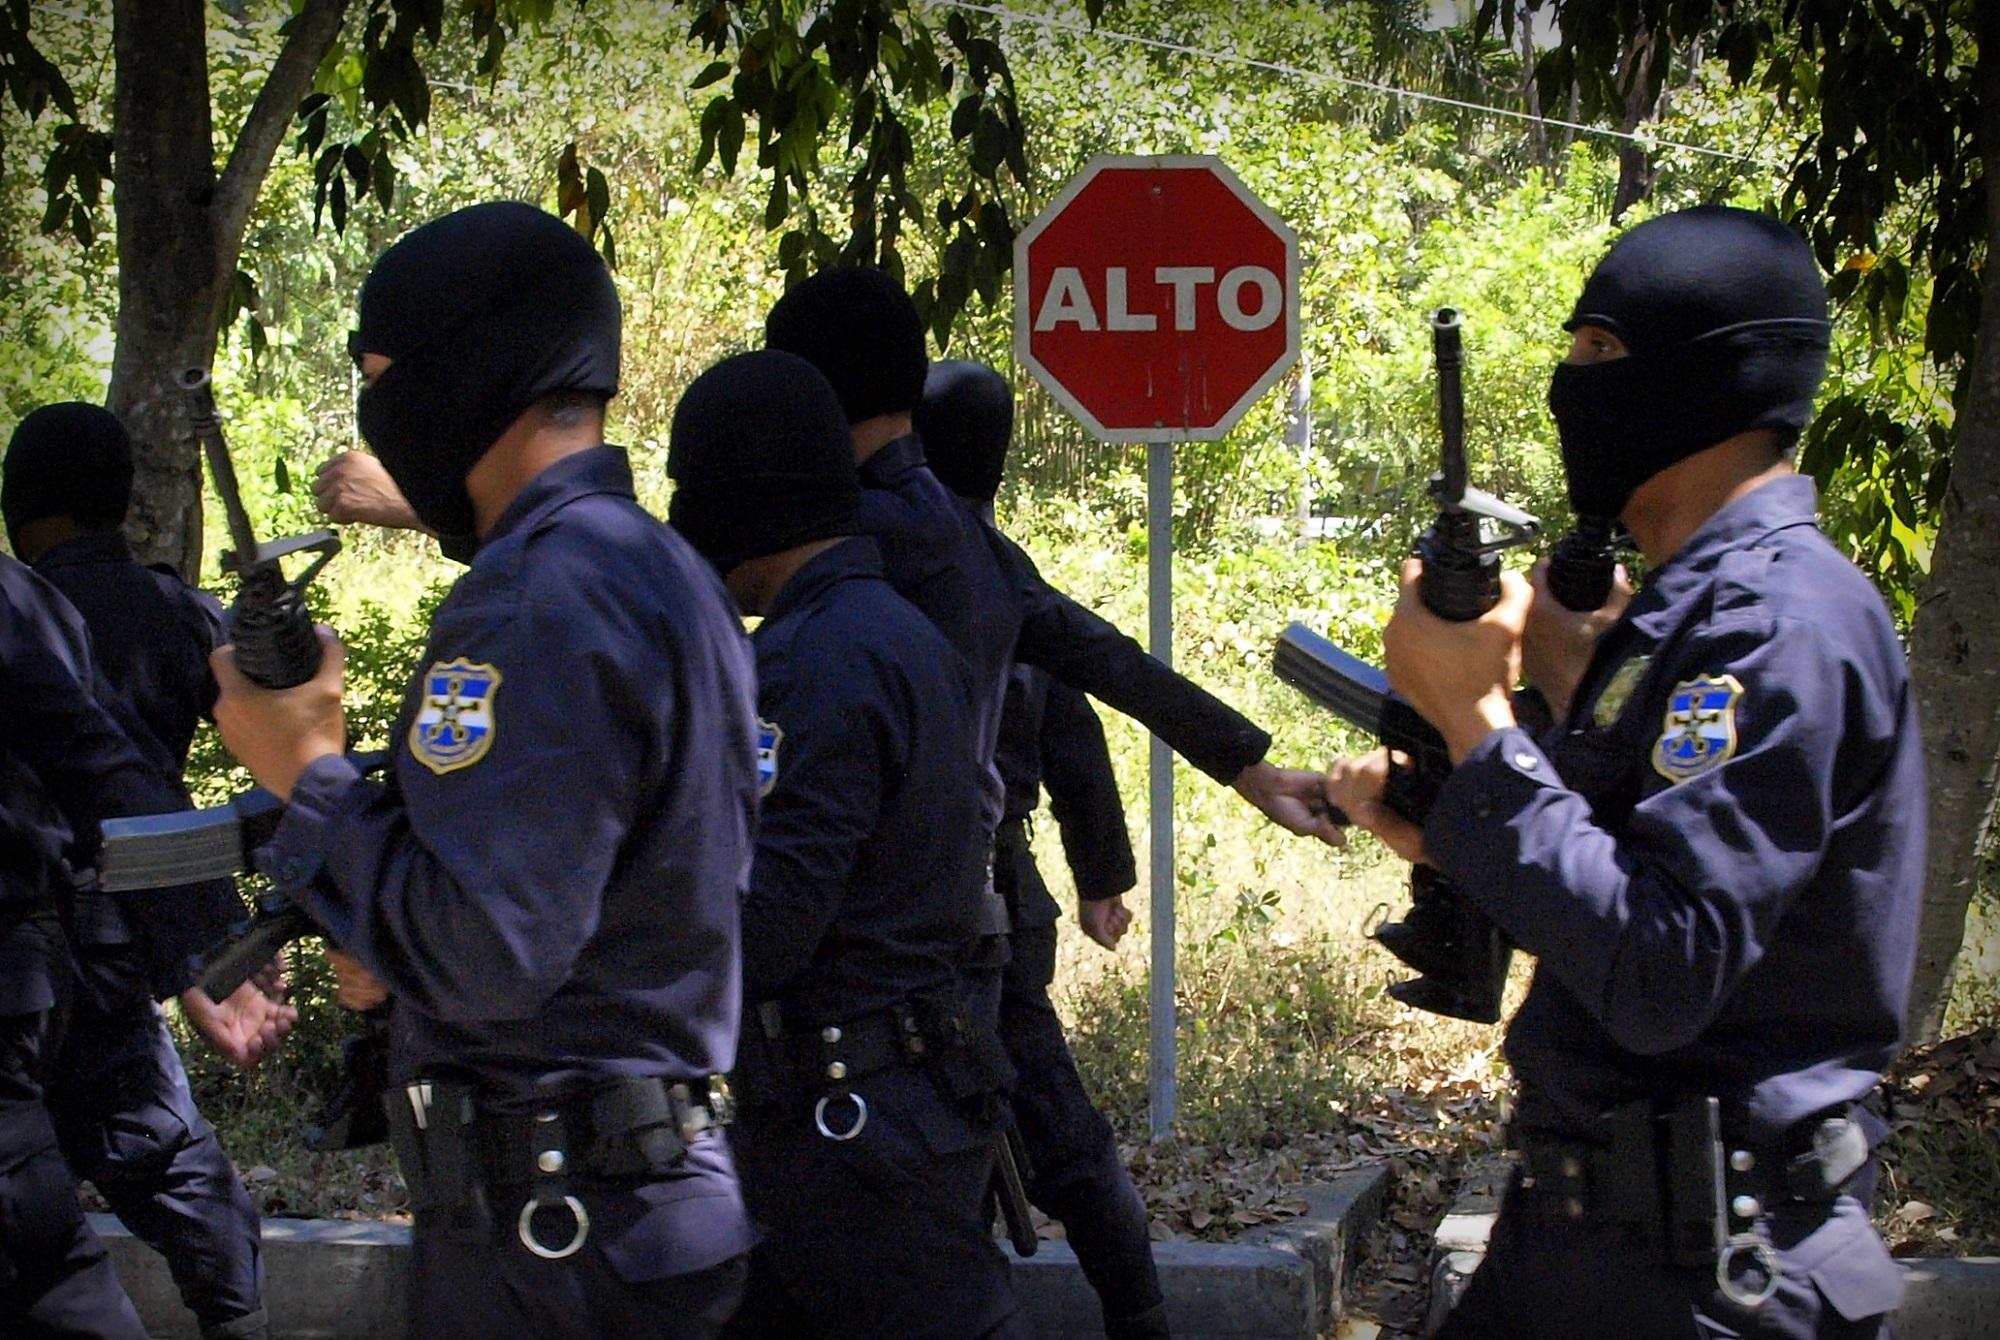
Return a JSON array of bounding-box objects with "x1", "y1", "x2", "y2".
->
[
  {"x1": 1002, "y1": 922, "x2": 1162, "y2": 1332},
  {"x1": 0, "y1": 918, "x2": 147, "y2": 1339},
  {"x1": 725, "y1": 1066, "x2": 1032, "y2": 1340},
  {"x1": 409, "y1": 1201, "x2": 747, "y2": 1340},
  {"x1": 1435, "y1": 1170, "x2": 1897, "y2": 1339},
  {"x1": 47, "y1": 984, "x2": 263, "y2": 1336}
]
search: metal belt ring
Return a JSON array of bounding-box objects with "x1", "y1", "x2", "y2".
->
[
  {"x1": 814, "y1": 1092, "x2": 869, "y2": 1142},
  {"x1": 1716, "y1": 1233, "x2": 1781, "y2": 1310},
  {"x1": 517, "y1": 1194, "x2": 590, "y2": 1261}
]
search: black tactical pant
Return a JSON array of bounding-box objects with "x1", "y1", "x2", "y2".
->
[
  {"x1": 0, "y1": 916, "x2": 147, "y2": 1339},
  {"x1": 49, "y1": 945, "x2": 263, "y2": 1337},
  {"x1": 1001, "y1": 921, "x2": 1164, "y2": 1333},
  {"x1": 725, "y1": 1065, "x2": 1032, "y2": 1340},
  {"x1": 1436, "y1": 1168, "x2": 1902, "y2": 1339}
]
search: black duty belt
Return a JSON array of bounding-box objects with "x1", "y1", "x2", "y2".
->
[
  {"x1": 742, "y1": 994, "x2": 1012, "y2": 1137},
  {"x1": 385, "y1": 1074, "x2": 716, "y2": 1261},
  {"x1": 1512, "y1": 1097, "x2": 1872, "y2": 1311}
]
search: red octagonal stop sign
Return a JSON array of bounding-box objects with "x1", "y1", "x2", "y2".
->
[{"x1": 1014, "y1": 155, "x2": 1299, "y2": 443}]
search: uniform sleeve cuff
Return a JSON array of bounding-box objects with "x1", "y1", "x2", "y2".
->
[
  {"x1": 1424, "y1": 727, "x2": 1558, "y2": 882},
  {"x1": 1075, "y1": 876, "x2": 1137, "y2": 903},
  {"x1": 257, "y1": 753, "x2": 365, "y2": 891}
]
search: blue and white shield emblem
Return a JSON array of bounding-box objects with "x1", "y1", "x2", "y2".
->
[
  {"x1": 409, "y1": 659, "x2": 504, "y2": 776},
  {"x1": 756, "y1": 719, "x2": 783, "y2": 797},
  {"x1": 1651, "y1": 673, "x2": 1743, "y2": 784}
]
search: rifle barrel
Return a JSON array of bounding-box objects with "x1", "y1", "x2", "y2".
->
[
  {"x1": 1430, "y1": 308, "x2": 1466, "y2": 506},
  {"x1": 178, "y1": 367, "x2": 263, "y2": 566}
]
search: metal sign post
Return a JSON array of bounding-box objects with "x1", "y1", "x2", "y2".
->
[{"x1": 1146, "y1": 439, "x2": 1175, "y2": 1142}]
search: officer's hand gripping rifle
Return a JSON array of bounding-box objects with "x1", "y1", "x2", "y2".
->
[
  {"x1": 1274, "y1": 310, "x2": 1543, "y2": 1024},
  {"x1": 97, "y1": 370, "x2": 341, "y2": 1002}
]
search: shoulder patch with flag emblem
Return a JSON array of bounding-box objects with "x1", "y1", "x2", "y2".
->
[
  {"x1": 757, "y1": 719, "x2": 783, "y2": 797},
  {"x1": 409, "y1": 659, "x2": 503, "y2": 775},
  {"x1": 1651, "y1": 673, "x2": 1743, "y2": 784}
]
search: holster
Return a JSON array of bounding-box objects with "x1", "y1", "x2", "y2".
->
[
  {"x1": 387, "y1": 1079, "x2": 488, "y2": 1234},
  {"x1": 384, "y1": 1074, "x2": 716, "y2": 1237},
  {"x1": 1517, "y1": 1096, "x2": 1873, "y2": 1272}
]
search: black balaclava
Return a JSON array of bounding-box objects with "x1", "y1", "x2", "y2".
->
[
  {"x1": 1548, "y1": 205, "x2": 1831, "y2": 518},
  {"x1": 352, "y1": 201, "x2": 620, "y2": 538},
  {"x1": 667, "y1": 350, "x2": 861, "y2": 578},
  {"x1": 914, "y1": 360, "x2": 1014, "y2": 504},
  {"x1": 763, "y1": 266, "x2": 928, "y2": 425},
  {"x1": 3, "y1": 402, "x2": 134, "y2": 549}
]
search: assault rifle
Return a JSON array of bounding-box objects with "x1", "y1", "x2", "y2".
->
[
  {"x1": 1277, "y1": 310, "x2": 1547, "y2": 1023},
  {"x1": 98, "y1": 369, "x2": 340, "y2": 1003}
]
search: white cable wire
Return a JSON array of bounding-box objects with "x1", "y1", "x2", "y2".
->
[{"x1": 931, "y1": 0, "x2": 1781, "y2": 168}]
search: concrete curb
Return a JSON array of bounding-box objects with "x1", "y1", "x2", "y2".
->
[
  {"x1": 1421, "y1": 1159, "x2": 2000, "y2": 1339},
  {"x1": 96, "y1": 1165, "x2": 1390, "y2": 1340}
]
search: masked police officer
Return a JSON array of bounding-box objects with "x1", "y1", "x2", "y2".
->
[
  {"x1": 1, "y1": 550, "x2": 246, "y2": 1337},
  {"x1": 668, "y1": 349, "x2": 1032, "y2": 1340},
  {"x1": 208, "y1": 201, "x2": 758, "y2": 1339},
  {"x1": 763, "y1": 269, "x2": 1339, "y2": 1033},
  {"x1": 918, "y1": 359, "x2": 1167, "y2": 1340},
  {"x1": 764, "y1": 268, "x2": 1339, "y2": 827},
  {"x1": 4, "y1": 401, "x2": 287, "y2": 1340},
  {"x1": 1326, "y1": 206, "x2": 1921, "y2": 1338}
]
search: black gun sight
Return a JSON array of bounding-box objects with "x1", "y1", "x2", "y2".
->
[{"x1": 180, "y1": 367, "x2": 339, "y2": 691}]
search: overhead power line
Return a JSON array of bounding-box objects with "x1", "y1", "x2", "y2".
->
[{"x1": 931, "y1": 0, "x2": 1782, "y2": 168}]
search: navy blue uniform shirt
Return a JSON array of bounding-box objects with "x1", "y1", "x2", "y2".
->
[
  {"x1": 853, "y1": 434, "x2": 1019, "y2": 845},
  {"x1": 853, "y1": 435, "x2": 1268, "y2": 827},
  {"x1": 263, "y1": 448, "x2": 758, "y2": 1131},
  {"x1": 742, "y1": 537, "x2": 985, "y2": 1025},
  {"x1": 1425, "y1": 476, "x2": 1924, "y2": 1143},
  {"x1": 1, "y1": 555, "x2": 195, "y2": 1003},
  {"x1": 33, "y1": 532, "x2": 226, "y2": 778},
  {"x1": 997, "y1": 667, "x2": 1137, "y2": 928},
  {"x1": 32, "y1": 531, "x2": 239, "y2": 999}
]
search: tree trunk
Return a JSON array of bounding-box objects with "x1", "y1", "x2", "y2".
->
[
  {"x1": 106, "y1": 0, "x2": 347, "y2": 576},
  {"x1": 1611, "y1": 25, "x2": 1658, "y2": 222},
  {"x1": 1904, "y1": 11, "x2": 2000, "y2": 1041},
  {"x1": 1519, "y1": 5, "x2": 1547, "y2": 168},
  {"x1": 107, "y1": 0, "x2": 227, "y2": 577}
]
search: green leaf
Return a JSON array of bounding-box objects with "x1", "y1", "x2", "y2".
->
[
  {"x1": 764, "y1": 174, "x2": 789, "y2": 231},
  {"x1": 274, "y1": 456, "x2": 291, "y2": 494},
  {"x1": 694, "y1": 95, "x2": 727, "y2": 174},
  {"x1": 847, "y1": 85, "x2": 876, "y2": 152},
  {"x1": 586, "y1": 167, "x2": 611, "y2": 238},
  {"x1": 719, "y1": 104, "x2": 745, "y2": 176},
  {"x1": 950, "y1": 92, "x2": 980, "y2": 141},
  {"x1": 691, "y1": 59, "x2": 732, "y2": 89}
]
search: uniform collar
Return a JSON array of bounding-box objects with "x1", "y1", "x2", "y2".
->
[
  {"x1": 762, "y1": 536, "x2": 884, "y2": 627},
  {"x1": 480, "y1": 444, "x2": 635, "y2": 548},
  {"x1": 855, "y1": 431, "x2": 928, "y2": 488},
  {"x1": 1626, "y1": 473, "x2": 1820, "y2": 641},
  {"x1": 33, "y1": 530, "x2": 133, "y2": 571}
]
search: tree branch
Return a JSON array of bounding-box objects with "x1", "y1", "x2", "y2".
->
[{"x1": 214, "y1": 0, "x2": 349, "y2": 267}]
